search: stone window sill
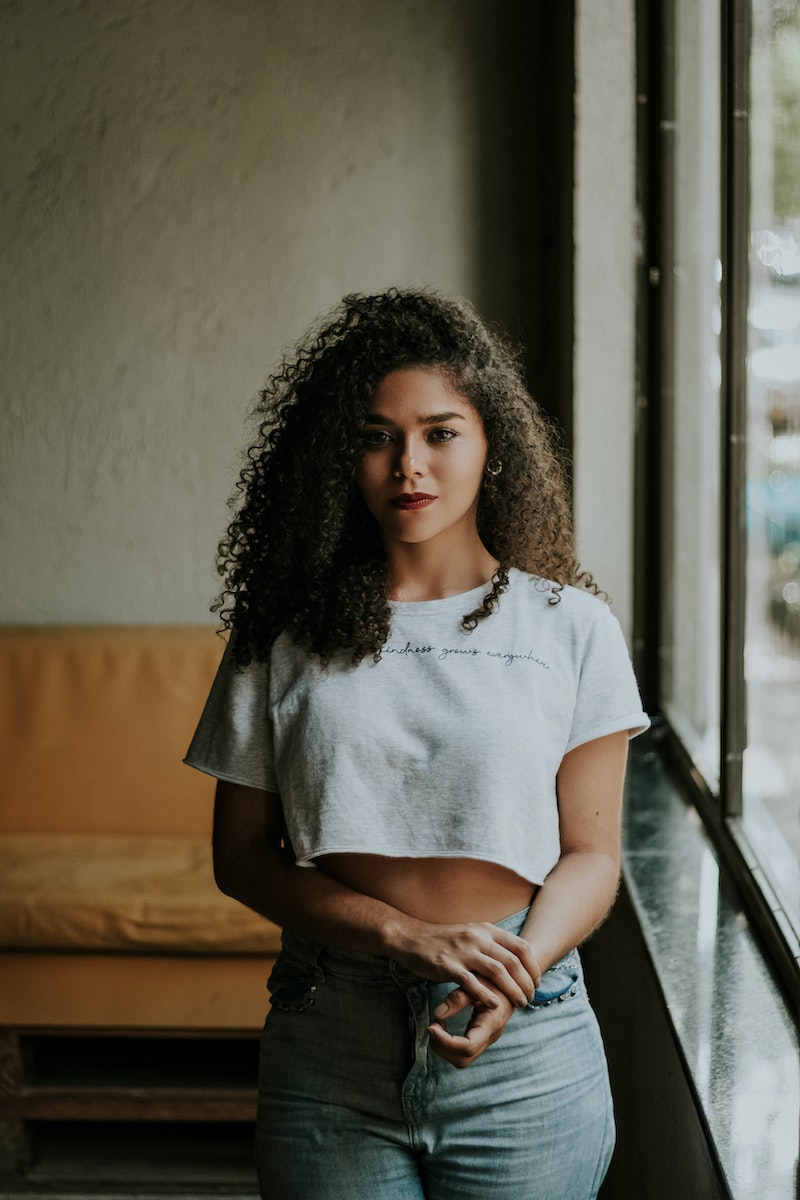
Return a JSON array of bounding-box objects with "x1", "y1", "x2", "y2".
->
[{"x1": 623, "y1": 737, "x2": 799, "y2": 1200}]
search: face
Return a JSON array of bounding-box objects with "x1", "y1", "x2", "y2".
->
[{"x1": 356, "y1": 366, "x2": 489, "y2": 551}]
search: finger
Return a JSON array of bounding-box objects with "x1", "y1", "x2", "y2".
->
[
  {"x1": 452, "y1": 969, "x2": 501, "y2": 1010},
  {"x1": 428, "y1": 1022, "x2": 484, "y2": 1067},
  {"x1": 474, "y1": 950, "x2": 535, "y2": 1008},
  {"x1": 428, "y1": 1009, "x2": 505, "y2": 1067},
  {"x1": 432, "y1": 986, "x2": 471, "y2": 1020},
  {"x1": 484, "y1": 927, "x2": 542, "y2": 992},
  {"x1": 509, "y1": 936, "x2": 542, "y2": 990},
  {"x1": 438, "y1": 940, "x2": 529, "y2": 1009}
]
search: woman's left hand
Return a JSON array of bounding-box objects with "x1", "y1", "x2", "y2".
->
[{"x1": 427, "y1": 981, "x2": 518, "y2": 1067}]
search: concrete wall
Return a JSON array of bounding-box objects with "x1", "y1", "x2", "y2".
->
[
  {"x1": 3, "y1": 0, "x2": 639, "y2": 633},
  {"x1": 573, "y1": 0, "x2": 638, "y2": 636},
  {"x1": 1, "y1": 0, "x2": 535, "y2": 624}
]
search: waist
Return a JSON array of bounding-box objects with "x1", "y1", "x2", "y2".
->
[
  {"x1": 313, "y1": 853, "x2": 538, "y2": 924},
  {"x1": 281, "y1": 905, "x2": 535, "y2": 984}
]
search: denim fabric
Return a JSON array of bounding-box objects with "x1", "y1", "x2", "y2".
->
[{"x1": 255, "y1": 908, "x2": 615, "y2": 1200}]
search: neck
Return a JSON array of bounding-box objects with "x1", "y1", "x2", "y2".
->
[{"x1": 385, "y1": 539, "x2": 499, "y2": 603}]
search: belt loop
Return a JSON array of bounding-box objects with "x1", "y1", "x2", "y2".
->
[{"x1": 280, "y1": 929, "x2": 327, "y2": 985}]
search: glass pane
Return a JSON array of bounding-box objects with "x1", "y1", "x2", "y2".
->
[
  {"x1": 745, "y1": 0, "x2": 800, "y2": 934},
  {"x1": 661, "y1": 0, "x2": 722, "y2": 786}
]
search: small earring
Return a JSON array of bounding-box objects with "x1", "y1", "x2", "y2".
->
[{"x1": 485, "y1": 459, "x2": 503, "y2": 477}]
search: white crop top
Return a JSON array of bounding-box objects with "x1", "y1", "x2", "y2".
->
[{"x1": 184, "y1": 569, "x2": 650, "y2": 886}]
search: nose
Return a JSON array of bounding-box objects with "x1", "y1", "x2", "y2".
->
[{"x1": 393, "y1": 435, "x2": 424, "y2": 479}]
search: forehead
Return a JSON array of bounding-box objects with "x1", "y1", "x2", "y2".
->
[{"x1": 368, "y1": 366, "x2": 478, "y2": 420}]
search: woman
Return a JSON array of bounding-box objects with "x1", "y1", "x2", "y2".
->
[{"x1": 185, "y1": 288, "x2": 649, "y2": 1199}]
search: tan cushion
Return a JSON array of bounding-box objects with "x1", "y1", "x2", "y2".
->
[
  {"x1": 0, "y1": 626, "x2": 223, "y2": 835},
  {"x1": 0, "y1": 833, "x2": 282, "y2": 955}
]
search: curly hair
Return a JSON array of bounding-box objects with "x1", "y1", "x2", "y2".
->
[{"x1": 214, "y1": 288, "x2": 598, "y2": 665}]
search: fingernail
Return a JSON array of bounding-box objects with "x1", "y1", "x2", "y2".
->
[{"x1": 434, "y1": 1002, "x2": 448, "y2": 1018}]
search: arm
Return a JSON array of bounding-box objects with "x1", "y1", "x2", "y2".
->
[
  {"x1": 213, "y1": 780, "x2": 538, "y2": 1011},
  {"x1": 429, "y1": 729, "x2": 629, "y2": 1066},
  {"x1": 517, "y1": 727, "x2": 628, "y2": 965}
]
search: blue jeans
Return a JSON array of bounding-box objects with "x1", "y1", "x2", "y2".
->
[{"x1": 255, "y1": 908, "x2": 615, "y2": 1199}]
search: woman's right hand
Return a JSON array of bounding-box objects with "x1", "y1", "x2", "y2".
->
[
  {"x1": 212, "y1": 782, "x2": 539, "y2": 1011},
  {"x1": 391, "y1": 919, "x2": 541, "y2": 1010}
]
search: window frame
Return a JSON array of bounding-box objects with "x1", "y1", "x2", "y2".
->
[{"x1": 634, "y1": 0, "x2": 800, "y2": 1016}]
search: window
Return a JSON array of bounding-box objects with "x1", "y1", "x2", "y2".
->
[
  {"x1": 640, "y1": 0, "x2": 800, "y2": 1005},
  {"x1": 657, "y1": 0, "x2": 723, "y2": 787},
  {"x1": 744, "y1": 0, "x2": 800, "y2": 960}
]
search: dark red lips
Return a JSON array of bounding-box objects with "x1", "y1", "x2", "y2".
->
[{"x1": 390, "y1": 493, "x2": 437, "y2": 510}]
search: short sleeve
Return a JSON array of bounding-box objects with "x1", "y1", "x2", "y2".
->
[
  {"x1": 564, "y1": 603, "x2": 650, "y2": 754},
  {"x1": 183, "y1": 633, "x2": 277, "y2": 792}
]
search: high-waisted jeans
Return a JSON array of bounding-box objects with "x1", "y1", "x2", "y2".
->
[{"x1": 255, "y1": 907, "x2": 615, "y2": 1200}]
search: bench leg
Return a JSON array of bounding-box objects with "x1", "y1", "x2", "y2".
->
[
  {"x1": 0, "y1": 1119, "x2": 30, "y2": 1179},
  {"x1": 0, "y1": 1033, "x2": 30, "y2": 1178}
]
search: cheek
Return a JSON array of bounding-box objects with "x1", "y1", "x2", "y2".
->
[
  {"x1": 462, "y1": 444, "x2": 489, "y2": 487},
  {"x1": 355, "y1": 458, "x2": 381, "y2": 507},
  {"x1": 468, "y1": 455, "x2": 489, "y2": 505},
  {"x1": 354, "y1": 452, "x2": 370, "y2": 485}
]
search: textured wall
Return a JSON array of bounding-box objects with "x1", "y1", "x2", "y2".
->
[
  {"x1": 573, "y1": 0, "x2": 637, "y2": 636},
  {"x1": 1, "y1": 0, "x2": 528, "y2": 623}
]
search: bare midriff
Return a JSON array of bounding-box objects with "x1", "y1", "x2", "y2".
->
[{"x1": 315, "y1": 853, "x2": 538, "y2": 925}]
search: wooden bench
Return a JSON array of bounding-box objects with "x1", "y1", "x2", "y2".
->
[{"x1": 0, "y1": 627, "x2": 280, "y2": 1180}]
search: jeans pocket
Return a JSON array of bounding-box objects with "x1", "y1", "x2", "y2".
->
[
  {"x1": 267, "y1": 953, "x2": 324, "y2": 1013},
  {"x1": 529, "y1": 952, "x2": 580, "y2": 1009}
]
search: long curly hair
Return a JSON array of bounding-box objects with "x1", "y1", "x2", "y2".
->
[{"x1": 215, "y1": 288, "x2": 597, "y2": 665}]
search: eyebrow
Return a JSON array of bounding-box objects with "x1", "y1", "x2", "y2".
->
[{"x1": 362, "y1": 411, "x2": 467, "y2": 426}]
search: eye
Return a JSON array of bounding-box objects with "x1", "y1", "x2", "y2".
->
[
  {"x1": 428, "y1": 427, "x2": 457, "y2": 443},
  {"x1": 359, "y1": 428, "x2": 393, "y2": 447}
]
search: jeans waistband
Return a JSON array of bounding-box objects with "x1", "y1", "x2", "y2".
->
[{"x1": 279, "y1": 905, "x2": 536, "y2": 980}]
